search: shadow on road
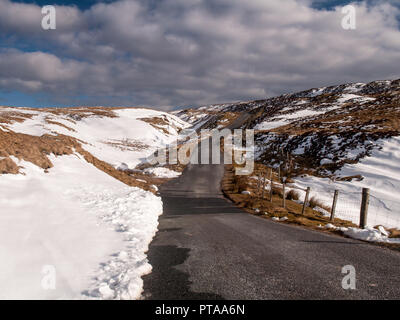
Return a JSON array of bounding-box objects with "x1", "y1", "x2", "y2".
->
[
  {"x1": 162, "y1": 196, "x2": 244, "y2": 215},
  {"x1": 300, "y1": 240, "x2": 366, "y2": 245}
]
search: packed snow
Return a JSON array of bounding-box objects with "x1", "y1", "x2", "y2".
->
[
  {"x1": 0, "y1": 154, "x2": 162, "y2": 299},
  {"x1": 343, "y1": 227, "x2": 400, "y2": 243},
  {"x1": 144, "y1": 167, "x2": 182, "y2": 178},
  {"x1": 320, "y1": 224, "x2": 400, "y2": 244}
]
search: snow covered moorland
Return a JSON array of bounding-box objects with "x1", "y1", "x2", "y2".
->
[
  {"x1": 250, "y1": 80, "x2": 400, "y2": 229},
  {"x1": 175, "y1": 79, "x2": 400, "y2": 230},
  {"x1": 0, "y1": 107, "x2": 188, "y2": 299}
]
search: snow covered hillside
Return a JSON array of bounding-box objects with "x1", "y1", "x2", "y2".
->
[
  {"x1": 174, "y1": 79, "x2": 400, "y2": 229},
  {"x1": 0, "y1": 106, "x2": 188, "y2": 299},
  {"x1": 172, "y1": 100, "x2": 265, "y2": 130},
  {"x1": 0, "y1": 106, "x2": 188, "y2": 171}
]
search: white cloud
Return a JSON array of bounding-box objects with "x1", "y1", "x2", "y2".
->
[{"x1": 0, "y1": 0, "x2": 399, "y2": 108}]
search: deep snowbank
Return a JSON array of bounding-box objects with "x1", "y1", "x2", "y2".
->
[{"x1": 0, "y1": 154, "x2": 162, "y2": 299}]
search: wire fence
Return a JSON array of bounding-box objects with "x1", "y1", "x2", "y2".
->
[
  {"x1": 368, "y1": 195, "x2": 400, "y2": 230},
  {"x1": 332, "y1": 191, "x2": 362, "y2": 225},
  {"x1": 254, "y1": 166, "x2": 400, "y2": 230}
]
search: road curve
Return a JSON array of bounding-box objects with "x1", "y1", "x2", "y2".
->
[{"x1": 142, "y1": 117, "x2": 400, "y2": 300}]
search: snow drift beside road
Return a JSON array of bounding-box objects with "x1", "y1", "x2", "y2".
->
[
  {"x1": 0, "y1": 106, "x2": 191, "y2": 299},
  {"x1": 0, "y1": 154, "x2": 162, "y2": 299}
]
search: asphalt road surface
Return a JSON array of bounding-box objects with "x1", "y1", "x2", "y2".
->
[{"x1": 142, "y1": 117, "x2": 400, "y2": 300}]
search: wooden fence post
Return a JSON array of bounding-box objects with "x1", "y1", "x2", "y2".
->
[
  {"x1": 286, "y1": 152, "x2": 289, "y2": 172},
  {"x1": 302, "y1": 187, "x2": 310, "y2": 215},
  {"x1": 282, "y1": 183, "x2": 286, "y2": 208},
  {"x1": 257, "y1": 172, "x2": 262, "y2": 197},
  {"x1": 359, "y1": 188, "x2": 370, "y2": 228},
  {"x1": 278, "y1": 165, "x2": 281, "y2": 183},
  {"x1": 330, "y1": 190, "x2": 339, "y2": 221},
  {"x1": 269, "y1": 168, "x2": 274, "y2": 203},
  {"x1": 261, "y1": 174, "x2": 267, "y2": 199}
]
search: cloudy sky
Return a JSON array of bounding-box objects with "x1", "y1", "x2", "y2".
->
[{"x1": 0, "y1": 0, "x2": 399, "y2": 110}]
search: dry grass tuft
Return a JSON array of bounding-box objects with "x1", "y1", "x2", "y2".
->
[
  {"x1": 286, "y1": 189, "x2": 300, "y2": 201},
  {"x1": 0, "y1": 106, "x2": 190, "y2": 193},
  {"x1": 138, "y1": 115, "x2": 183, "y2": 135},
  {"x1": 0, "y1": 111, "x2": 35, "y2": 124},
  {"x1": 272, "y1": 186, "x2": 283, "y2": 197},
  {"x1": 45, "y1": 118, "x2": 76, "y2": 132},
  {"x1": 139, "y1": 116, "x2": 170, "y2": 134},
  {"x1": 308, "y1": 196, "x2": 323, "y2": 209},
  {"x1": 0, "y1": 128, "x2": 156, "y2": 193},
  {"x1": 0, "y1": 130, "x2": 78, "y2": 171},
  {"x1": 222, "y1": 163, "x2": 356, "y2": 234},
  {"x1": 308, "y1": 196, "x2": 331, "y2": 212},
  {"x1": 388, "y1": 228, "x2": 400, "y2": 238},
  {"x1": 39, "y1": 106, "x2": 119, "y2": 119},
  {"x1": 103, "y1": 139, "x2": 149, "y2": 151},
  {"x1": 0, "y1": 157, "x2": 20, "y2": 174},
  {"x1": 76, "y1": 146, "x2": 155, "y2": 192}
]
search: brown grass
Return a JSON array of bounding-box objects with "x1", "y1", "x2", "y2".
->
[
  {"x1": 139, "y1": 116, "x2": 170, "y2": 134},
  {"x1": 37, "y1": 106, "x2": 119, "y2": 119},
  {"x1": 286, "y1": 189, "x2": 300, "y2": 201},
  {"x1": 0, "y1": 128, "x2": 156, "y2": 192},
  {"x1": 308, "y1": 196, "x2": 331, "y2": 212},
  {"x1": 222, "y1": 164, "x2": 400, "y2": 251},
  {"x1": 251, "y1": 92, "x2": 400, "y2": 181},
  {"x1": 0, "y1": 157, "x2": 20, "y2": 174},
  {"x1": 103, "y1": 139, "x2": 149, "y2": 151},
  {"x1": 0, "y1": 106, "x2": 188, "y2": 192},
  {"x1": 0, "y1": 106, "x2": 121, "y2": 121},
  {"x1": 216, "y1": 112, "x2": 240, "y2": 128},
  {"x1": 0, "y1": 110, "x2": 35, "y2": 124},
  {"x1": 269, "y1": 101, "x2": 400, "y2": 136},
  {"x1": 222, "y1": 164, "x2": 357, "y2": 233},
  {"x1": 0, "y1": 130, "x2": 78, "y2": 170},
  {"x1": 45, "y1": 118, "x2": 76, "y2": 132},
  {"x1": 388, "y1": 228, "x2": 400, "y2": 238},
  {"x1": 139, "y1": 115, "x2": 183, "y2": 135},
  {"x1": 76, "y1": 146, "x2": 155, "y2": 192}
]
